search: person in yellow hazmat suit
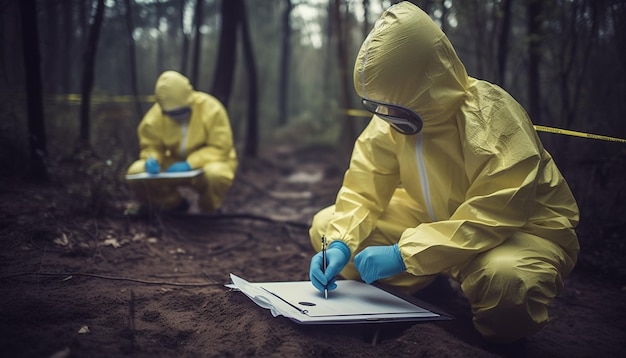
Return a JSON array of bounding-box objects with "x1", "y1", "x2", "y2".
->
[
  {"x1": 126, "y1": 71, "x2": 237, "y2": 214},
  {"x1": 309, "y1": 1, "x2": 579, "y2": 346}
]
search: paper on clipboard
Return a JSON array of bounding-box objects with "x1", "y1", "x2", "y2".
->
[
  {"x1": 228, "y1": 273, "x2": 450, "y2": 324},
  {"x1": 125, "y1": 169, "x2": 204, "y2": 180}
]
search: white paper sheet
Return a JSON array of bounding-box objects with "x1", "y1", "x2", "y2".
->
[
  {"x1": 228, "y1": 274, "x2": 448, "y2": 324},
  {"x1": 125, "y1": 169, "x2": 204, "y2": 180}
]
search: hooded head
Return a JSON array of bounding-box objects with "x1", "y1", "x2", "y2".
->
[
  {"x1": 354, "y1": 2, "x2": 469, "y2": 134},
  {"x1": 155, "y1": 71, "x2": 193, "y2": 118}
]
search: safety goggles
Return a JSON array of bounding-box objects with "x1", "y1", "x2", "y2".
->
[
  {"x1": 163, "y1": 107, "x2": 192, "y2": 121},
  {"x1": 361, "y1": 99, "x2": 423, "y2": 135}
]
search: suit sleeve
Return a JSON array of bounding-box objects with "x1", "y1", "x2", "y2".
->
[
  {"x1": 186, "y1": 99, "x2": 235, "y2": 168},
  {"x1": 137, "y1": 104, "x2": 165, "y2": 163},
  {"x1": 325, "y1": 118, "x2": 401, "y2": 254}
]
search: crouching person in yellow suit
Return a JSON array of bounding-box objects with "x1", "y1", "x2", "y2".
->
[
  {"x1": 126, "y1": 71, "x2": 237, "y2": 214},
  {"x1": 308, "y1": 2, "x2": 579, "y2": 347}
]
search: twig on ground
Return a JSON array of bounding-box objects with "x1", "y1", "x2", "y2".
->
[
  {"x1": 172, "y1": 212, "x2": 310, "y2": 229},
  {"x1": 128, "y1": 290, "x2": 136, "y2": 352},
  {"x1": 0, "y1": 272, "x2": 222, "y2": 287}
]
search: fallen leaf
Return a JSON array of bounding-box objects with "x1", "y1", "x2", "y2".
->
[
  {"x1": 54, "y1": 233, "x2": 70, "y2": 247},
  {"x1": 286, "y1": 171, "x2": 323, "y2": 183},
  {"x1": 132, "y1": 233, "x2": 145, "y2": 242},
  {"x1": 101, "y1": 238, "x2": 121, "y2": 248},
  {"x1": 49, "y1": 347, "x2": 71, "y2": 358},
  {"x1": 78, "y1": 326, "x2": 90, "y2": 334}
]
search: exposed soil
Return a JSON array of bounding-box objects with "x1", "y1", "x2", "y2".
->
[{"x1": 1, "y1": 146, "x2": 625, "y2": 357}]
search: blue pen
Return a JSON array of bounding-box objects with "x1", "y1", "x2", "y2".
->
[{"x1": 322, "y1": 236, "x2": 328, "y2": 299}]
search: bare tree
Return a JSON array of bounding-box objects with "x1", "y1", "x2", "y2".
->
[
  {"x1": 19, "y1": 0, "x2": 48, "y2": 181},
  {"x1": 156, "y1": 0, "x2": 164, "y2": 72},
  {"x1": 211, "y1": 0, "x2": 239, "y2": 106},
  {"x1": 79, "y1": 0, "x2": 106, "y2": 145},
  {"x1": 240, "y1": 1, "x2": 258, "y2": 158},
  {"x1": 557, "y1": 0, "x2": 599, "y2": 129},
  {"x1": 123, "y1": 0, "x2": 143, "y2": 119},
  {"x1": 43, "y1": 0, "x2": 59, "y2": 93},
  {"x1": 323, "y1": 1, "x2": 333, "y2": 97},
  {"x1": 333, "y1": 0, "x2": 355, "y2": 147},
  {"x1": 439, "y1": 0, "x2": 449, "y2": 34},
  {"x1": 190, "y1": 0, "x2": 203, "y2": 85},
  {"x1": 612, "y1": 2, "x2": 626, "y2": 68},
  {"x1": 278, "y1": 0, "x2": 292, "y2": 126},
  {"x1": 79, "y1": 0, "x2": 88, "y2": 34},
  {"x1": 362, "y1": 0, "x2": 369, "y2": 37},
  {"x1": 180, "y1": 0, "x2": 190, "y2": 74},
  {"x1": 496, "y1": 0, "x2": 512, "y2": 86},
  {"x1": 526, "y1": 0, "x2": 542, "y2": 123},
  {"x1": 61, "y1": 1, "x2": 74, "y2": 93}
]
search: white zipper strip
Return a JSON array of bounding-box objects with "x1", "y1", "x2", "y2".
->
[
  {"x1": 179, "y1": 121, "x2": 188, "y2": 158},
  {"x1": 415, "y1": 132, "x2": 436, "y2": 222}
]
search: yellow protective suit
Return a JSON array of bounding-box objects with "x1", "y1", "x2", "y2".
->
[
  {"x1": 126, "y1": 71, "x2": 237, "y2": 212},
  {"x1": 310, "y1": 2, "x2": 579, "y2": 343}
]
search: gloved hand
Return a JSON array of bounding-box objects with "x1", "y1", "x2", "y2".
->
[
  {"x1": 145, "y1": 157, "x2": 160, "y2": 174},
  {"x1": 354, "y1": 244, "x2": 406, "y2": 284},
  {"x1": 309, "y1": 241, "x2": 351, "y2": 293},
  {"x1": 165, "y1": 161, "x2": 191, "y2": 172}
]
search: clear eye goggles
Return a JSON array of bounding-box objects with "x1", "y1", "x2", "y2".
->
[
  {"x1": 361, "y1": 99, "x2": 423, "y2": 135},
  {"x1": 163, "y1": 107, "x2": 191, "y2": 121}
]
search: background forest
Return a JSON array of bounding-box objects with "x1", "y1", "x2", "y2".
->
[{"x1": 1, "y1": 0, "x2": 626, "y2": 278}]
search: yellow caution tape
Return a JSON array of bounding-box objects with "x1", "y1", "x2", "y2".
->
[
  {"x1": 32, "y1": 97, "x2": 626, "y2": 143},
  {"x1": 44, "y1": 94, "x2": 156, "y2": 104},
  {"x1": 532, "y1": 125, "x2": 626, "y2": 143},
  {"x1": 344, "y1": 109, "x2": 372, "y2": 118},
  {"x1": 342, "y1": 109, "x2": 626, "y2": 143}
]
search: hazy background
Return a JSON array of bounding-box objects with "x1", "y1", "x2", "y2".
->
[{"x1": 1, "y1": 0, "x2": 625, "y2": 278}]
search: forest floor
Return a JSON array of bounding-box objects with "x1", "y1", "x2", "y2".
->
[{"x1": 1, "y1": 145, "x2": 625, "y2": 358}]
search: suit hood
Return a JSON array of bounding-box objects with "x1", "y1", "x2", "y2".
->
[{"x1": 354, "y1": 2, "x2": 469, "y2": 130}]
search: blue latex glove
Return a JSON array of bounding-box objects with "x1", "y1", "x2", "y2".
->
[
  {"x1": 354, "y1": 244, "x2": 406, "y2": 284},
  {"x1": 309, "y1": 241, "x2": 351, "y2": 293},
  {"x1": 145, "y1": 157, "x2": 160, "y2": 174},
  {"x1": 165, "y1": 161, "x2": 191, "y2": 172}
]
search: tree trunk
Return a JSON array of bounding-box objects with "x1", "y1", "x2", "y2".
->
[
  {"x1": 211, "y1": 0, "x2": 240, "y2": 107},
  {"x1": 79, "y1": 0, "x2": 106, "y2": 145},
  {"x1": 19, "y1": 0, "x2": 48, "y2": 181},
  {"x1": 156, "y1": 0, "x2": 164, "y2": 72},
  {"x1": 278, "y1": 0, "x2": 292, "y2": 126},
  {"x1": 439, "y1": 0, "x2": 448, "y2": 34},
  {"x1": 180, "y1": 0, "x2": 190, "y2": 74},
  {"x1": 123, "y1": 0, "x2": 143, "y2": 120},
  {"x1": 78, "y1": 0, "x2": 88, "y2": 36},
  {"x1": 362, "y1": 0, "x2": 369, "y2": 37},
  {"x1": 44, "y1": 0, "x2": 58, "y2": 93},
  {"x1": 561, "y1": 1, "x2": 597, "y2": 129},
  {"x1": 240, "y1": 1, "x2": 258, "y2": 158},
  {"x1": 333, "y1": 0, "x2": 355, "y2": 148},
  {"x1": 470, "y1": 0, "x2": 486, "y2": 78},
  {"x1": 323, "y1": 1, "x2": 333, "y2": 97},
  {"x1": 496, "y1": 0, "x2": 512, "y2": 87},
  {"x1": 526, "y1": 0, "x2": 542, "y2": 123},
  {"x1": 61, "y1": 1, "x2": 74, "y2": 93},
  {"x1": 190, "y1": 0, "x2": 203, "y2": 85}
]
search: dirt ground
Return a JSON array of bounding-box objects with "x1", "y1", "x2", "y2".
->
[{"x1": 1, "y1": 146, "x2": 625, "y2": 357}]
